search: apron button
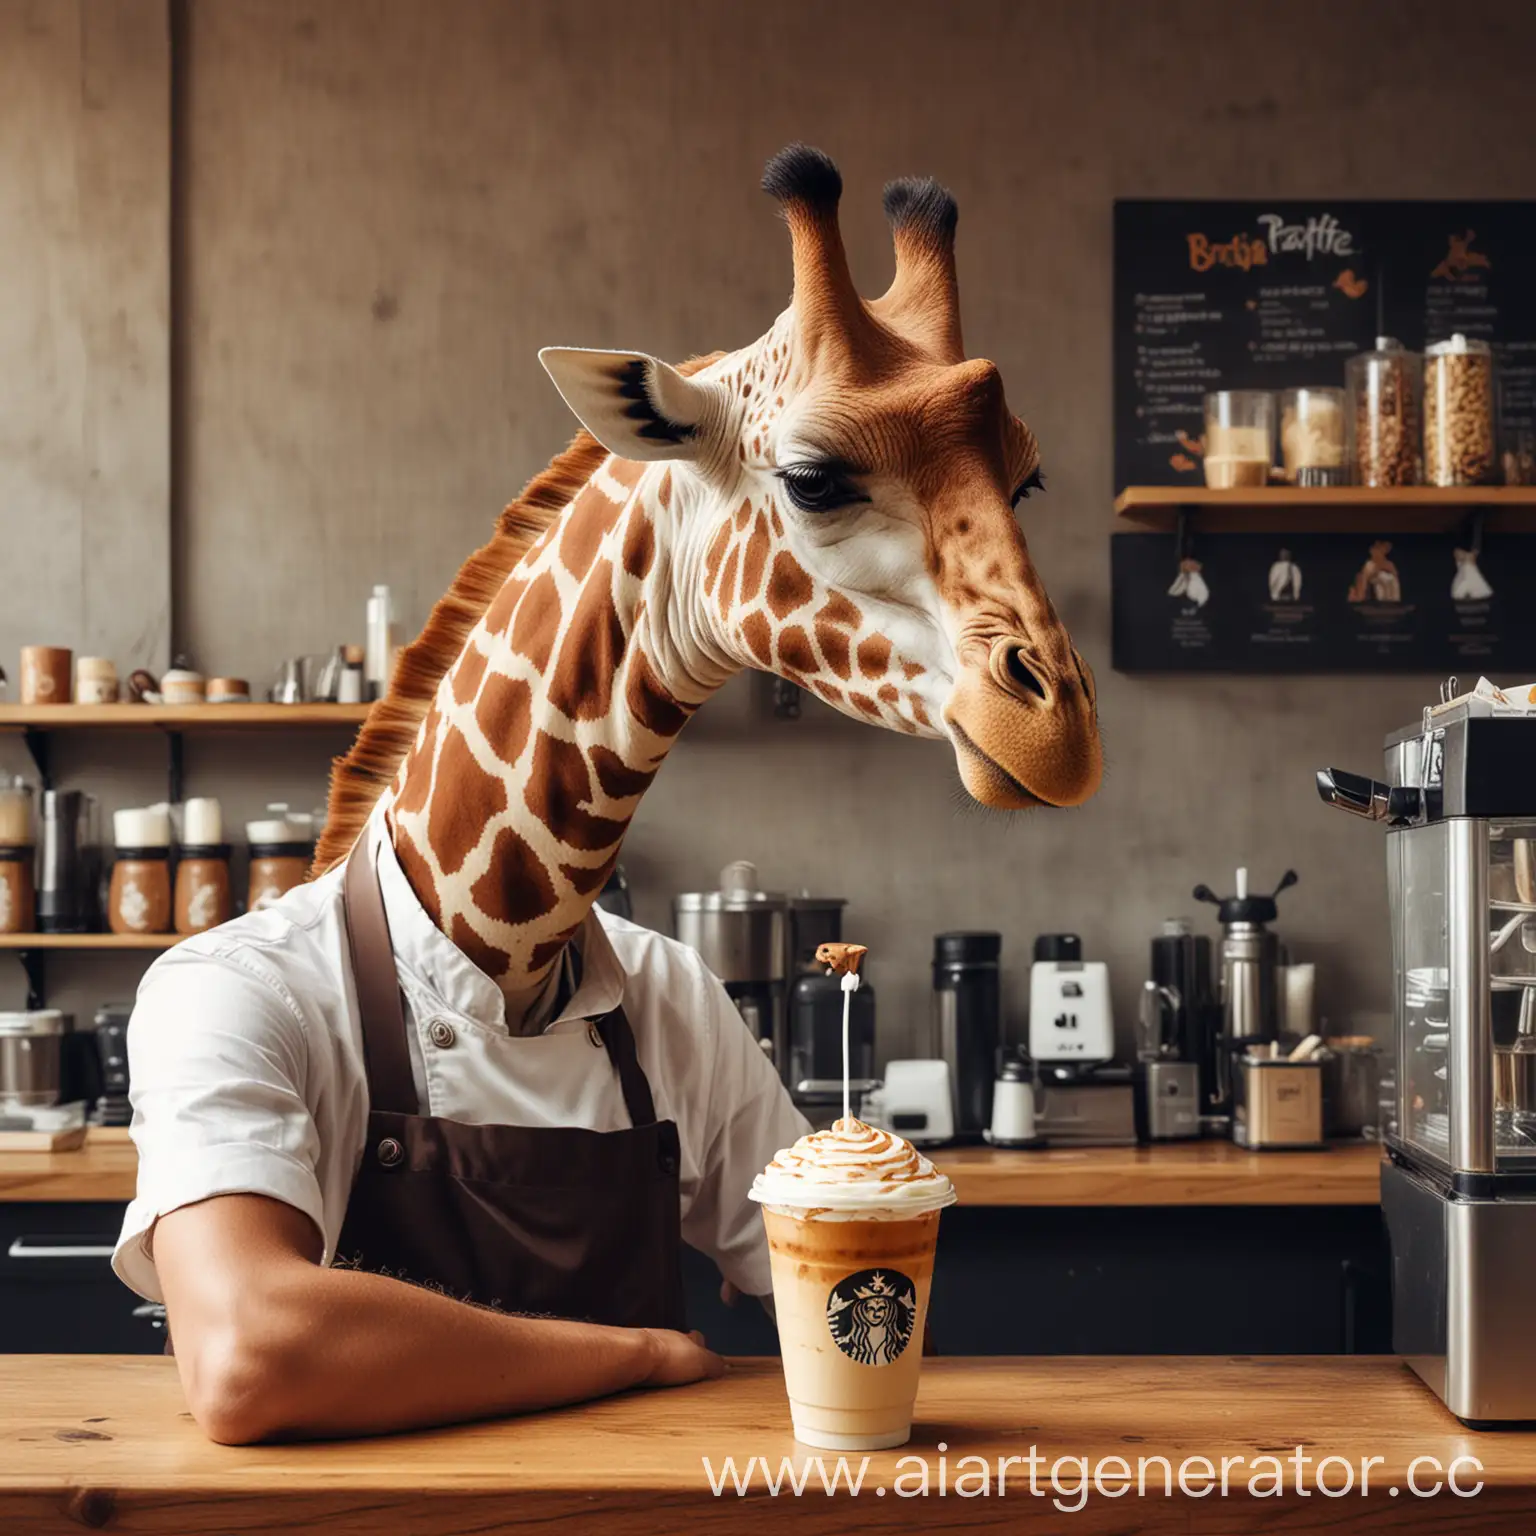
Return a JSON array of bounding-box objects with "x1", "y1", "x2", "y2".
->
[
  {"x1": 377, "y1": 1137, "x2": 404, "y2": 1168},
  {"x1": 428, "y1": 1019, "x2": 456, "y2": 1049},
  {"x1": 659, "y1": 1151, "x2": 679, "y2": 1176}
]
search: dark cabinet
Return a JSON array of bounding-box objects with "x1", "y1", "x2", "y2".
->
[{"x1": 0, "y1": 1202, "x2": 162, "y2": 1354}]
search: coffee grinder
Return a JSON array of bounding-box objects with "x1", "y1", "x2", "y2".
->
[
  {"x1": 1137, "y1": 917, "x2": 1221, "y2": 1137},
  {"x1": 1319, "y1": 679, "x2": 1536, "y2": 1423}
]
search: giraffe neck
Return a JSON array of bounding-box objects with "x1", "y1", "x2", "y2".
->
[{"x1": 386, "y1": 448, "x2": 742, "y2": 1026}]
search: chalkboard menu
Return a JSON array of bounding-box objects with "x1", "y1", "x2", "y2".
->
[
  {"x1": 1113, "y1": 532, "x2": 1536, "y2": 674},
  {"x1": 1114, "y1": 201, "x2": 1536, "y2": 489}
]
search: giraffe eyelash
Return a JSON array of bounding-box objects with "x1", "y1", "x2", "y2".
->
[
  {"x1": 1011, "y1": 468, "x2": 1046, "y2": 507},
  {"x1": 776, "y1": 463, "x2": 868, "y2": 515}
]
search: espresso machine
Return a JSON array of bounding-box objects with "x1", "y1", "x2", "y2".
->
[{"x1": 1319, "y1": 679, "x2": 1536, "y2": 1424}]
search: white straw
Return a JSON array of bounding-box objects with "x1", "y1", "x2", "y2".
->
[{"x1": 841, "y1": 971, "x2": 860, "y2": 1122}]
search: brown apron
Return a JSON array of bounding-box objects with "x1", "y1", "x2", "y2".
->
[{"x1": 330, "y1": 840, "x2": 687, "y2": 1330}]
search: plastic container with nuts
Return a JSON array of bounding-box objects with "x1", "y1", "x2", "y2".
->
[
  {"x1": 1425, "y1": 333, "x2": 1497, "y2": 487},
  {"x1": 1280, "y1": 387, "x2": 1346, "y2": 486},
  {"x1": 1346, "y1": 338, "x2": 1421, "y2": 488}
]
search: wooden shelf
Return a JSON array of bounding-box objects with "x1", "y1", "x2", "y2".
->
[
  {"x1": 1115, "y1": 483, "x2": 1536, "y2": 533},
  {"x1": 0, "y1": 933, "x2": 180, "y2": 951},
  {"x1": 0, "y1": 702, "x2": 371, "y2": 730}
]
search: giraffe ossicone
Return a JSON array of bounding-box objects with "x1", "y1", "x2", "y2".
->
[{"x1": 318, "y1": 143, "x2": 1102, "y2": 1022}]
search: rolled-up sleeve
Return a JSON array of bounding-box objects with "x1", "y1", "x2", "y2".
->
[
  {"x1": 680, "y1": 968, "x2": 809, "y2": 1299},
  {"x1": 112, "y1": 946, "x2": 326, "y2": 1302}
]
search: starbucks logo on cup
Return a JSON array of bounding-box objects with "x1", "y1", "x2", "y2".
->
[{"x1": 826, "y1": 1268, "x2": 916, "y2": 1366}]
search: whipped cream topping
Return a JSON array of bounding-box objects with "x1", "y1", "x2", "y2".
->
[{"x1": 749, "y1": 1118, "x2": 957, "y2": 1217}]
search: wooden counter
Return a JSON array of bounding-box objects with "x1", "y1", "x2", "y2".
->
[
  {"x1": 0, "y1": 1355, "x2": 1527, "y2": 1532},
  {"x1": 0, "y1": 1130, "x2": 1384, "y2": 1206}
]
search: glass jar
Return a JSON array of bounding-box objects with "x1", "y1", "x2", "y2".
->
[
  {"x1": 0, "y1": 777, "x2": 33, "y2": 848},
  {"x1": 1425, "y1": 334, "x2": 1497, "y2": 486},
  {"x1": 248, "y1": 841, "x2": 312, "y2": 912},
  {"x1": 109, "y1": 849, "x2": 172, "y2": 935},
  {"x1": 1203, "y1": 390, "x2": 1273, "y2": 488},
  {"x1": 1346, "y1": 337, "x2": 1421, "y2": 487},
  {"x1": 175, "y1": 845, "x2": 232, "y2": 935},
  {"x1": 1279, "y1": 387, "x2": 1346, "y2": 486},
  {"x1": 0, "y1": 848, "x2": 35, "y2": 935}
]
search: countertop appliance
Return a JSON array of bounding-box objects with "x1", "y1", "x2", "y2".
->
[
  {"x1": 1150, "y1": 917, "x2": 1225, "y2": 1118},
  {"x1": 1193, "y1": 867, "x2": 1297, "y2": 1049},
  {"x1": 1319, "y1": 678, "x2": 1536, "y2": 1423},
  {"x1": 932, "y1": 932, "x2": 1000, "y2": 1140},
  {"x1": 1134, "y1": 981, "x2": 1201, "y2": 1142},
  {"x1": 0, "y1": 1011, "x2": 68, "y2": 1112},
  {"x1": 674, "y1": 863, "x2": 788, "y2": 1076},
  {"x1": 92, "y1": 1004, "x2": 132, "y2": 1127},
  {"x1": 866, "y1": 1060, "x2": 953, "y2": 1147},
  {"x1": 787, "y1": 896, "x2": 877, "y2": 1124},
  {"x1": 1028, "y1": 934, "x2": 1114, "y2": 1070}
]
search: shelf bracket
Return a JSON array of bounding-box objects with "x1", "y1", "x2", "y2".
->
[
  {"x1": 1460, "y1": 507, "x2": 1487, "y2": 559},
  {"x1": 14, "y1": 949, "x2": 45, "y2": 1011},
  {"x1": 1174, "y1": 505, "x2": 1195, "y2": 564},
  {"x1": 166, "y1": 730, "x2": 185, "y2": 805},
  {"x1": 21, "y1": 728, "x2": 51, "y2": 790}
]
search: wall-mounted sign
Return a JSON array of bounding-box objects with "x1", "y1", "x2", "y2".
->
[
  {"x1": 1114, "y1": 200, "x2": 1536, "y2": 490},
  {"x1": 1112, "y1": 531, "x2": 1534, "y2": 674}
]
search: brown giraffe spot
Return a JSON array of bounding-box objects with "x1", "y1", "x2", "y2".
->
[
  {"x1": 560, "y1": 851, "x2": 620, "y2": 898},
  {"x1": 525, "y1": 730, "x2": 629, "y2": 852},
  {"x1": 769, "y1": 507, "x2": 784, "y2": 537},
  {"x1": 626, "y1": 649, "x2": 693, "y2": 737},
  {"x1": 812, "y1": 679, "x2": 844, "y2": 707},
  {"x1": 902, "y1": 660, "x2": 925, "y2": 680},
  {"x1": 546, "y1": 559, "x2": 626, "y2": 722},
  {"x1": 476, "y1": 672, "x2": 533, "y2": 766},
  {"x1": 451, "y1": 644, "x2": 488, "y2": 706},
  {"x1": 777, "y1": 625, "x2": 815, "y2": 676},
  {"x1": 394, "y1": 703, "x2": 442, "y2": 817},
  {"x1": 482, "y1": 573, "x2": 528, "y2": 637},
  {"x1": 657, "y1": 469, "x2": 672, "y2": 509},
  {"x1": 716, "y1": 544, "x2": 741, "y2": 621},
  {"x1": 529, "y1": 930, "x2": 580, "y2": 971},
  {"x1": 606, "y1": 457, "x2": 645, "y2": 491},
  {"x1": 850, "y1": 692, "x2": 882, "y2": 719},
  {"x1": 739, "y1": 610, "x2": 774, "y2": 668},
  {"x1": 560, "y1": 482, "x2": 625, "y2": 582},
  {"x1": 816, "y1": 590, "x2": 862, "y2": 628},
  {"x1": 815, "y1": 622, "x2": 852, "y2": 680},
  {"x1": 427, "y1": 725, "x2": 507, "y2": 876},
  {"x1": 450, "y1": 913, "x2": 509, "y2": 979},
  {"x1": 510, "y1": 571, "x2": 561, "y2": 673},
  {"x1": 589, "y1": 743, "x2": 657, "y2": 801},
  {"x1": 752, "y1": 436, "x2": 760, "y2": 457},
  {"x1": 742, "y1": 382, "x2": 751, "y2": 396},
  {"x1": 878, "y1": 683, "x2": 900, "y2": 705},
  {"x1": 470, "y1": 825, "x2": 559, "y2": 927},
  {"x1": 622, "y1": 511, "x2": 656, "y2": 579},
  {"x1": 766, "y1": 552, "x2": 814, "y2": 618},
  {"x1": 910, "y1": 696, "x2": 931, "y2": 728},
  {"x1": 703, "y1": 520, "x2": 731, "y2": 594},
  {"x1": 739, "y1": 514, "x2": 771, "y2": 599},
  {"x1": 393, "y1": 829, "x2": 442, "y2": 925},
  {"x1": 856, "y1": 634, "x2": 892, "y2": 679},
  {"x1": 733, "y1": 499, "x2": 752, "y2": 531}
]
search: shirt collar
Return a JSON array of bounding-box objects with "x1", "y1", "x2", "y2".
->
[{"x1": 368, "y1": 811, "x2": 625, "y2": 1034}]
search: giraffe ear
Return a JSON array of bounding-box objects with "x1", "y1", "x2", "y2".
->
[{"x1": 539, "y1": 348, "x2": 717, "y2": 463}]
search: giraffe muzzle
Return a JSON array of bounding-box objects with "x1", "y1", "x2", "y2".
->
[{"x1": 942, "y1": 639, "x2": 1103, "y2": 809}]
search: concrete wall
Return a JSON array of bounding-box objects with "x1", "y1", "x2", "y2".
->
[{"x1": 9, "y1": 0, "x2": 1536, "y2": 1058}]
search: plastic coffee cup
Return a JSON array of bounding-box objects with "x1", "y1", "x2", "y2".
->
[{"x1": 761, "y1": 1202, "x2": 943, "y2": 1450}]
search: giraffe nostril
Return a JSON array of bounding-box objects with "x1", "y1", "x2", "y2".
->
[{"x1": 1002, "y1": 644, "x2": 1048, "y2": 702}]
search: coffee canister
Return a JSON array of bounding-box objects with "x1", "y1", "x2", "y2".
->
[
  {"x1": 74, "y1": 657, "x2": 118, "y2": 705},
  {"x1": 109, "y1": 806, "x2": 173, "y2": 935},
  {"x1": 0, "y1": 1010, "x2": 69, "y2": 1110},
  {"x1": 247, "y1": 814, "x2": 314, "y2": 912}
]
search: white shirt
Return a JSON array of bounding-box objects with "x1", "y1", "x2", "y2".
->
[{"x1": 113, "y1": 812, "x2": 808, "y2": 1304}]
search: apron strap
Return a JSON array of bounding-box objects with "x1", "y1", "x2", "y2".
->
[
  {"x1": 343, "y1": 837, "x2": 419, "y2": 1115},
  {"x1": 594, "y1": 1005, "x2": 659, "y2": 1128}
]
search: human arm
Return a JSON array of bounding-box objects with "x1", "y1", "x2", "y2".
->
[{"x1": 154, "y1": 1192, "x2": 721, "y2": 1444}]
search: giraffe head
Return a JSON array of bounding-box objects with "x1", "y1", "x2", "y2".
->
[{"x1": 540, "y1": 145, "x2": 1101, "y2": 809}]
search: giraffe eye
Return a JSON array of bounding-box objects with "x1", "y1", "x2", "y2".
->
[
  {"x1": 777, "y1": 463, "x2": 865, "y2": 514},
  {"x1": 1011, "y1": 467, "x2": 1046, "y2": 506}
]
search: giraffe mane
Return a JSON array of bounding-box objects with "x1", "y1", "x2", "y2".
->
[{"x1": 310, "y1": 428, "x2": 608, "y2": 875}]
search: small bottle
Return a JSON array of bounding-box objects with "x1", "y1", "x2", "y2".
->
[
  {"x1": 338, "y1": 644, "x2": 366, "y2": 703},
  {"x1": 365, "y1": 586, "x2": 396, "y2": 702}
]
